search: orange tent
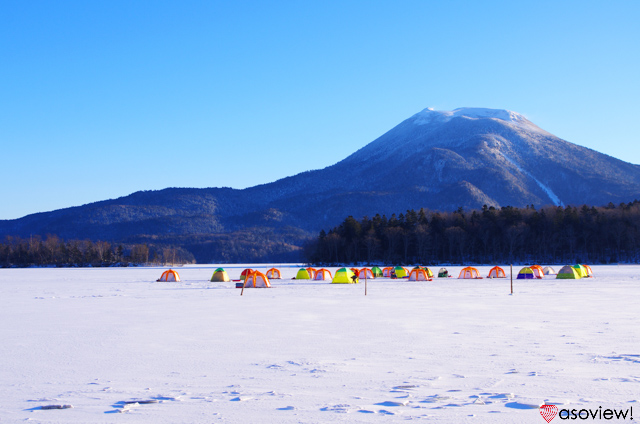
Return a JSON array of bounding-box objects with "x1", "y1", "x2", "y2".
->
[
  {"x1": 157, "y1": 269, "x2": 180, "y2": 282},
  {"x1": 408, "y1": 268, "x2": 431, "y2": 281},
  {"x1": 582, "y1": 264, "x2": 594, "y2": 277},
  {"x1": 382, "y1": 267, "x2": 394, "y2": 277},
  {"x1": 240, "y1": 269, "x2": 254, "y2": 280},
  {"x1": 306, "y1": 267, "x2": 317, "y2": 279},
  {"x1": 530, "y1": 265, "x2": 544, "y2": 279},
  {"x1": 314, "y1": 268, "x2": 333, "y2": 280},
  {"x1": 458, "y1": 267, "x2": 482, "y2": 279},
  {"x1": 487, "y1": 266, "x2": 506, "y2": 278},
  {"x1": 358, "y1": 268, "x2": 374, "y2": 279},
  {"x1": 243, "y1": 271, "x2": 271, "y2": 288},
  {"x1": 266, "y1": 268, "x2": 281, "y2": 279}
]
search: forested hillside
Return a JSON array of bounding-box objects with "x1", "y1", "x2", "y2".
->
[{"x1": 305, "y1": 202, "x2": 640, "y2": 265}]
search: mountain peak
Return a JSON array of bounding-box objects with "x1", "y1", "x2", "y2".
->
[{"x1": 412, "y1": 107, "x2": 539, "y2": 131}]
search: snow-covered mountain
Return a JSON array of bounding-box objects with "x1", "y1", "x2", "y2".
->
[{"x1": 2, "y1": 107, "x2": 640, "y2": 261}]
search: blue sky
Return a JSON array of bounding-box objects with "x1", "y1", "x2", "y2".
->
[{"x1": 1, "y1": 1, "x2": 639, "y2": 220}]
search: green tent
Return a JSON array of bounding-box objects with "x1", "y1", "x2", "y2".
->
[
  {"x1": 437, "y1": 268, "x2": 449, "y2": 278},
  {"x1": 371, "y1": 266, "x2": 383, "y2": 277},
  {"x1": 557, "y1": 265, "x2": 581, "y2": 279},
  {"x1": 332, "y1": 267, "x2": 358, "y2": 284}
]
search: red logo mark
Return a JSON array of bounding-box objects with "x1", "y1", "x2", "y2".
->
[{"x1": 540, "y1": 404, "x2": 558, "y2": 422}]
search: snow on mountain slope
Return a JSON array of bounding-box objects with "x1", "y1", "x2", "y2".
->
[{"x1": 412, "y1": 107, "x2": 541, "y2": 133}]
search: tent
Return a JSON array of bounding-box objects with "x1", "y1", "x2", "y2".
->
[
  {"x1": 573, "y1": 264, "x2": 588, "y2": 278},
  {"x1": 458, "y1": 267, "x2": 482, "y2": 279},
  {"x1": 332, "y1": 267, "x2": 358, "y2": 284},
  {"x1": 358, "y1": 268, "x2": 374, "y2": 279},
  {"x1": 408, "y1": 268, "x2": 431, "y2": 281},
  {"x1": 314, "y1": 268, "x2": 332, "y2": 280},
  {"x1": 424, "y1": 267, "x2": 434, "y2": 278},
  {"x1": 296, "y1": 268, "x2": 311, "y2": 280},
  {"x1": 243, "y1": 270, "x2": 271, "y2": 288},
  {"x1": 306, "y1": 267, "x2": 317, "y2": 279},
  {"x1": 240, "y1": 269, "x2": 254, "y2": 280},
  {"x1": 266, "y1": 268, "x2": 281, "y2": 279},
  {"x1": 157, "y1": 269, "x2": 180, "y2": 282},
  {"x1": 371, "y1": 266, "x2": 383, "y2": 277},
  {"x1": 394, "y1": 266, "x2": 409, "y2": 278},
  {"x1": 530, "y1": 265, "x2": 545, "y2": 279},
  {"x1": 582, "y1": 264, "x2": 594, "y2": 277},
  {"x1": 516, "y1": 267, "x2": 535, "y2": 279},
  {"x1": 437, "y1": 268, "x2": 449, "y2": 278},
  {"x1": 543, "y1": 266, "x2": 556, "y2": 275},
  {"x1": 487, "y1": 266, "x2": 506, "y2": 278},
  {"x1": 382, "y1": 267, "x2": 394, "y2": 277},
  {"x1": 557, "y1": 265, "x2": 581, "y2": 279},
  {"x1": 210, "y1": 268, "x2": 230, "y2": 282}
]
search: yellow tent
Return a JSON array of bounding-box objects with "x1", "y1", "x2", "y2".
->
[
  {"x1": 210, "y1": 268, "x2": 230, "y2": 282},
  {"x1": 332, "y1": 267, "x2": 358, "y2": 284},
  {"x1": 296, "y1": 268, "x2": 311, "y2": 279}
]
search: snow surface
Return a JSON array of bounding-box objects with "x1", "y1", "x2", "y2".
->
[
  {"x1": 498, "y1": 151, "x2": 565, "y2": 207},
  {"x1": 413, "y1": 107, "x2": 541, "y2": 132},
  {"x1": 1, "y1": 265, "x2": 639, "y2": 423}
]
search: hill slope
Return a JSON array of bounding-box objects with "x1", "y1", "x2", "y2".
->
[{"x1": 2, "y1": 107, "x2": 639, "y2": 262}]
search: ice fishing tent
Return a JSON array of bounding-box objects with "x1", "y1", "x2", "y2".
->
[
  {"x1": 240, "y1": 269, "x2": 254, "y2": 280},
  {"x1": 266, "y1": 268, "x2": 281, "y2": 279},
  {"x1": 530, "y1": 265, "x2": 545, "y2": 279},
  {"x1": 582, "y1": 264, "x2": 594, "y2": 277},
  {"x1": 243, "y1": 271, "x2": 271, "y2": 288},
  {"x1": 157, "y1": 269, "x2": 180, "y2": 282},
  {"x1": 371, "y1": 266, "x2": 383, "y2": 277},
  {"x1": 424, "y1": 267, "x2": 434, "y2": 278},
  {"x1": 573, "y1": 264, "x2": 588, "y2": 278},
  {"x1": 382, "y1": 267, "x2": 394, "y2": 277},
  {"x1": 458, "y1": 267, "x2": 482, "y2": 279},
  {"x1": 557, "y1": 265, "x2": 581, "y2": 279},
  {"x1": 296, "y1": 268, "x2": 311, "y2": 280},
  {"x1": 314, "y1": 268, "x2": 332, "y2": 280},
  {"x1": 394, "y1": 266, "x2": 409, "y2": 278},
  {"x1": 358, "y1": 268, "x2": 374, "y2": 279},
  {"x1": 543, "y1": 266, "x2": 556, "y2": 275},
  {"x1": 517, "y1": 267, "x2": 535, "y2": 279},
  {"x1": 438, "y1": 268, "x2": 449, "y2": 278},
  {"x1": 487, "y1": 266, "x2": 506, "y2": 278},
  {"x1": 306, "y1": 267, "x2": 317, "y2": 279},
  {"x1": 210, "y1": 268, "x2": 230, "y2": 282},
  {"x1": 332, "y1": 267, "x2": 358, "y2": 284},
  {"x1": 408, "y1": 268, "x2": 430, "y2": 281}
]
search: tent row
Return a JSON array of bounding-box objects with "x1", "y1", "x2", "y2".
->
[{"x1": 156, "y1": 264, "x2": 595, "y2": 285}]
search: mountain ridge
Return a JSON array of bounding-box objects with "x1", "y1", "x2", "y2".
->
[{"x1": 2, "y1": 107, "x2": 639, "y2": 262}]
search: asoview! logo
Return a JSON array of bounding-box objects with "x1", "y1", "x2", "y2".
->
[{"x1": 539, "y1": 404, "x2": 634, "y2": 422}]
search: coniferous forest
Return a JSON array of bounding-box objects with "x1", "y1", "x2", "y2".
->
[
  {"x1": 0, "y1": 235, "x2": 195, "y2": 267},
  {"x1": 304, "y1": 202, "x2": 640, "y2": 265}
]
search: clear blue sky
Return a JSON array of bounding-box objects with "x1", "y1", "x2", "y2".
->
[{"x1": 2, "y1": 1, "x2": 639, "y2": 220}]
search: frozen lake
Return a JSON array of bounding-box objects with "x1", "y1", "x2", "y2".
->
[{"x1": 1, "y1": 264, "x2": 638, "y2": 423}]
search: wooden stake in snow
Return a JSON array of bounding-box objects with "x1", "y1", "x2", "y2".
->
[
  {"x1": 365, "y1": 271, "x2": 367, "y2": 296},
  {"x1": 240, "y1": 280, "x2": 245, "y2": 296},
  {"x1": 510, "y1": 264, "x2": 513, "y2": 295}
]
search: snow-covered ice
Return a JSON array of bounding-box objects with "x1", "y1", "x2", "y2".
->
[{"x1": 1, "y1": 265, "x2": 638, "y2": 423}]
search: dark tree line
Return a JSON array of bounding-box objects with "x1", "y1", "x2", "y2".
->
[
  {"x1": 0, "y1": 235, "x2": 195, "y2": 268},
  {"x1": 304, "y1": 202, "x2": 640, "y2": 265}
]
